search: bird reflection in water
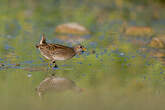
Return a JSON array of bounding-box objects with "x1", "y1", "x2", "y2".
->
[{"x1": 36, "y1": 75, "x2": 83, "y2": 97}]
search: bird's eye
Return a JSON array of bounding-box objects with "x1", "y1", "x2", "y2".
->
[{"x1": 80, "y1": 46, "x2": 82, "y2": 48}]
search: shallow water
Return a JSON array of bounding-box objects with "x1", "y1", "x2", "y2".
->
[{"x1": 1, "y1": 0, "x2": 165, "y2": 110}]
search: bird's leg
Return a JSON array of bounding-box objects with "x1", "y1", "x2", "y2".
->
[{"x1": 48, "y1": 61, "x2": 52, "y2": 68}]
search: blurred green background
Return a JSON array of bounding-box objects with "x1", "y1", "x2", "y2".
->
[{"x1": 0, "y1": 0, "x2": 165, "y2": 110}]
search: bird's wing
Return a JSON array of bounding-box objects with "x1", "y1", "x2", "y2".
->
[{"x1": 46, "y1": 44, "x2": 73, "y2": 55}]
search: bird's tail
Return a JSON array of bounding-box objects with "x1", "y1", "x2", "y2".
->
[{"x1": 40, "y1": 33, "x2": 46, "y2": 44}]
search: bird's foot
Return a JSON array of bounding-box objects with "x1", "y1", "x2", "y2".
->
[
  {"x1": 53, "y1": 64, "x2": 58, "y2": 68},
  {"x1": 52, "y1": 64, "x2": 59, "y2": 70}
]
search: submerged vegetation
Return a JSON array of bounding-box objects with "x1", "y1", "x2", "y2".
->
[{"x1": 0, "y1": 0, "x2": 165, "y2": 110}]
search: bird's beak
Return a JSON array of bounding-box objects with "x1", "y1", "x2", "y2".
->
[{"x1": 82, "y1": 47, "x2": 87, "y2": 51}]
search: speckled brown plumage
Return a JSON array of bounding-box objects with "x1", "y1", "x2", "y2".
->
[{"x1": 36, "y1": 34, "x2": 86, "y2": 67}]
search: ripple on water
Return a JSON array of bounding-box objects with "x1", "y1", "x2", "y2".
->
[
  {"x1": 77, "y1": 62, "x2": 82, "y2": 64},
  {"x1": 52, "y1": 66, "x2": 60, "y2": 70},
  {"x1": 5, "y1": 44, "x2": 14, "y2": 50},
  {"x1": 23, "y1": 60, "x2": 34, "y2": 64},
  {"x1": 89, "y1": 42, "x2": 97, "y2": 48},
  {"x1": 0, "y1": 58, "x2": 4, "y2": 61}
]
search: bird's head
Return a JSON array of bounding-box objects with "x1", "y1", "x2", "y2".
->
[{"x1": 74, "y1": 45, "x2": 86, "y2": 54}]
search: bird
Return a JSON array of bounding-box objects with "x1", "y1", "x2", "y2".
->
[{"x1": 36, "y1": 34, "x2": 86, "y2": 68}]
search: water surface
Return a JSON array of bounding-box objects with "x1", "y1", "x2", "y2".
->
[{"x1": 0, "y1": 0, "x2": 165, "y2": 110}]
